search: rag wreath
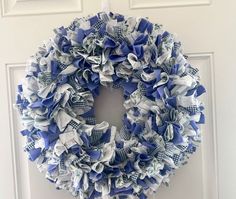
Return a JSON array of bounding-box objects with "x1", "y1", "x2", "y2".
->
[{"x1": 16, "y1": 12, "x2": 206, "y2": 199}]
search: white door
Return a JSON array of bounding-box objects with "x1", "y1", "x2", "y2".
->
[{"x1": 0, "y1": 0, "x2": 235, "y2": 199}]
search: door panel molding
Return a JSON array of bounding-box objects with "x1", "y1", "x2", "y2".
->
[
  {"x1": 187, "y1": 52, "x2": 219, "y2": 199},
  {"x1": 130, "y1": 0, "x2": 211, "y2": 9},
  {"x1": 6, "y1": 63, "x2": 30, "y2": 199},
  {"x1": 1, "y1": 0, "x2": 82, "y2": 17}
]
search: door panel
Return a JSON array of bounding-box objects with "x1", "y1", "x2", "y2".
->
[{"x1": 1, "y1": 0, "x2": 235, "y2": 199}]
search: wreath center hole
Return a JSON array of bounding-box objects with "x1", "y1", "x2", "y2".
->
[{"x1": 94, "y1": 86, "x2": 125, "y2": 130}]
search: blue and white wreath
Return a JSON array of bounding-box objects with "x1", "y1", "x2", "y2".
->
[{"x1": 16, "y1": 12, "x2": 206, "y2": 199}]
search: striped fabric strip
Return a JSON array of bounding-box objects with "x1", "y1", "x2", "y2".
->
[
  {"x1": 70, "y1": 100, "x2": 87, "y2": 108},
  {"x1": 138, "y1": 82, "x2": 146, "y2": 95},
  {"x1": 75, "y1": 101, "x2": 87, "y2": 107},
  {"x1": 59, "y1": 159, "x2": 66, "y2": 172},
  {"x1": 99, "y1": 12, "x2": 109, "y2": 22},
  {"x1": 161, "y1": 63, "x2": 171, "y2": 74},
  {"x1": 90, "y1": 130, "x2": 103, "y2": 144},
  {"x1": 179, "y1": 105, "x2": 200, "y2": 114},
  {"x1": 149, "y1": 146, "x2": 162, "y2": 157},
  {"x1": 180, "y1": 72, "x2": 188, "y2": 77},
  {"x1": 116, "y1": 148, "x2": 127, "y2": 162},
  {"x1": 85, "y1": 117, "x2": 96, "y2": 125},
  {"x1": 69, "y1": 77, "x2": 84, "y2": 91},
  {"x1": 133, "y1": 70, "x2": 142, "y2": 80}
]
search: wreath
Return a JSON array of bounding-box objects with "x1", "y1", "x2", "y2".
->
[{"x1": 16, "y1": 12, "x2": 205, "y2": 199}]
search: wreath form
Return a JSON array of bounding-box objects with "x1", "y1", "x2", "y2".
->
[{"x1": 16, "y1": 12, "x2": 205, "y2": 199}]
